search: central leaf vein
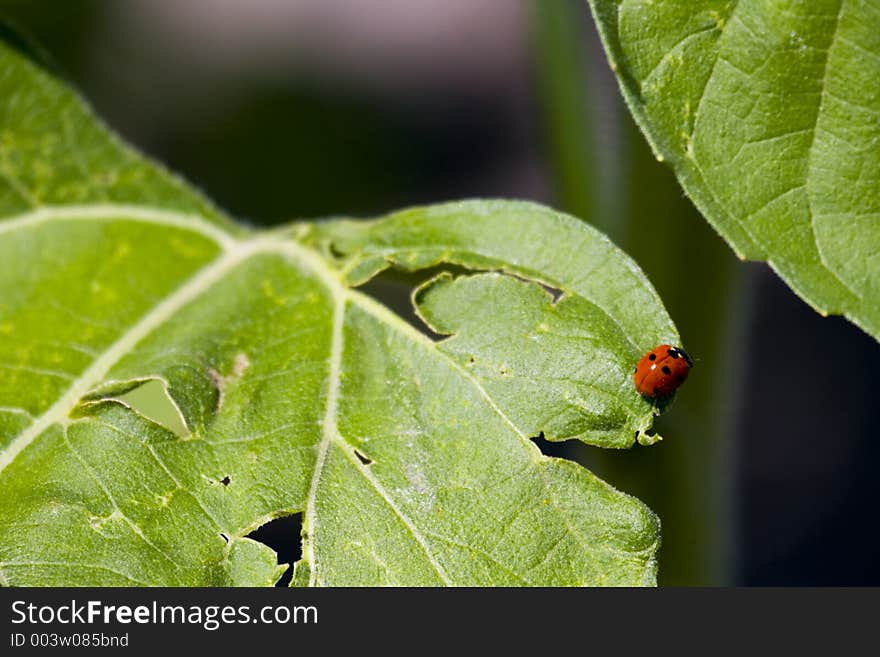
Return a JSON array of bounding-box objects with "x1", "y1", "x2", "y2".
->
[{"x1": 0, "y1": 205, "x2": 656, "y2": 585}]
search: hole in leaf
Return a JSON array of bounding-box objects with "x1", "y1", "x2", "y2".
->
[
  {"x1": 357, "y1": 271, "x2": 447, "y2": 340},
  {"x1": 530, "y1": 431, "x2": 587, "y2": 462},
  {"x1": 353, "y1": 449, "x2": 373, "y2": 466},
  {"x1": 327, "y1": 241, "x2": 346, "y2": 259},
  {"x1": 356, "y1": 265, "x2": 565, "y2": 344},
  {"x1": 246, "y1": 513, "x2": 303, "y2": 588},
  {"x1": 220, "y1": 475, "x2": 231, "y2": 487},
  {"x1": 95, "y1": 379, "x2": 189, "y2": 438},
  {"x1": 545, "y1": 285, "x2": 564, "y2": 304}
]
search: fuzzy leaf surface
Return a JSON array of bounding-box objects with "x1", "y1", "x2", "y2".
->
[
  {"x1": 588, "y1": 0, "x2": 880, "y2": 339},
  {"x1": 0, "y1": 38, "x2": 671, "y2": 586}
]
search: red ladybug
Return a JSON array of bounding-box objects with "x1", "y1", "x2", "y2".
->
[{"x1": 633, "y1": 344, "x2": 693, "y2": 399}]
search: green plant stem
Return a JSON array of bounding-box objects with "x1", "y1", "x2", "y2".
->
[
  {"x1": 587, "y1": 122, "x2": 751, "y2": 585},
  {"x1": 531, "y1": 0, "x2": 753, "y2": 585},
  {"x1": 531, "y1": 0, "x2": 612, "y2": 235}
]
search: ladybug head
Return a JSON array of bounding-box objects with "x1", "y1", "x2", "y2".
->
[{"x1": 669, "y1": 346, "x2": 694, "y2": 367}]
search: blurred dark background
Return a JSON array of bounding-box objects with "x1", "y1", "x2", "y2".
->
[{"x1": 3, "y1": 0, "x2": 877, "y2": 586}]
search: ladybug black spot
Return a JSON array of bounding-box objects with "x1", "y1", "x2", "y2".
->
[
  {"x1": 648, "y1": 353, "x2": 657, "y2": 361},
  {"x1": 661, "y1": 365, "x2": 671, "y2": 375}
]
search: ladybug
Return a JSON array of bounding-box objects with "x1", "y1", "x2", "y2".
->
[{"x1": 633, "y1": 344, "x2": 693, "y2": 399}]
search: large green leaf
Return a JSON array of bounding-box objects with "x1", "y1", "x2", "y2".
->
[
  {"x1": 587, "y1": 0, "x2": 880, "y2": 339},
  {"x1": 0, "y1": 37, "x2": 670, "y2": 586}
]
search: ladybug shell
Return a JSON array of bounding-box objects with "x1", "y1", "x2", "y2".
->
[{"x1": 633, "y1": 344, "x2": 692, "y2": 399}]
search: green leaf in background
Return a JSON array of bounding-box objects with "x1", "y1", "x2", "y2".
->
[
  {"x1": 587, "y1": 0, "x2": 880, "y2": 340},
  {"x1": 0, "y1": 37, "x2": 674, "y2": 586}
]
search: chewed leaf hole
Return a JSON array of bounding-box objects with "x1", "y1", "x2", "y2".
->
[
  {"x1": 353, "y1": 449, "x2": 373, "y2": 465},
  {"x1": 327, "y1": 241, "x2": 346, "y2": 259},
  {"x1": 357, "y1": 273, "x2": 446, "y2": 340},
  {"x1": 82, "y1": 378, "x2": 189, "y2": 438},
  {"x1": 246, "y1": 513, "x2": 303, "y2": 588},
  {"x1": 530, "y1": 431, "x2": 590, "y2": 463},
  {"x1": 121, "y1": 380, "x2": 185, "y2": 432},
  {"x1": 357, "y1": 264, "x2": 565, "y2": 345},
  {"x1": 202, "y1": 473, "x2": 233, "y2": 487},
  {"x1": 543, "y1": 283, "x2": 564, "y2": 304}
]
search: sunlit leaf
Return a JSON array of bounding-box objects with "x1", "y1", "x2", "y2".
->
[
  {"x1": 588, "y1": 0, "x2": 880, "y2": 340},
  {"x1": 0, "y1": 34, "x2": 670, "y2": 586}
]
